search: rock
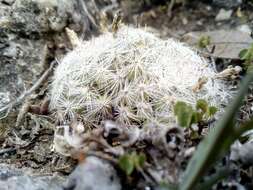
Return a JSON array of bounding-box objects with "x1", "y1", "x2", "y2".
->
[
  {"x1": 64, "y1": 156, "x2": 121, "y2": 190},
  {"x1": 10, "y1": 0, "x2": 76, "y2": 35},
  {"x1": 182, "y1": 30, "x2": 253, "y2": 59},
  {"x1": 0, "y1": 164, "x2": 65, "y2": 190},
  {"x1": 0, "y1": 0, "x2": 55, "y2": 125},
  {"x1": 2, "y1": 41, "x2": 18, "y2": 57},
  {"x1": 212, "y1": 0, "x2": 242, "y2": 9},
  {"x1": 215, "y1": 9, "x2": 233, "y2": 21},
  {"x1": 0, "y1": 0, "x2": 113, "y2": 104},
  {"x1": 0, "y1": 0, "x2": 83, "y2": 103},
  {"x1": 230, "y1": 141, "x2": 253, "y2": 165},
  {"x1": 0, "y1": 1, "x2": 11, "y2": 17},
  {"x1": 0, "y1": 33, "x2": 46, "y2": 99},
  {"x1": 0, "y1": 1, "x2": 122, "y2": 189},
  {"x1": 0, "y1": 92, "x2": 10, "y2": 107},
  {"x1": 237, "y1": 24, "x2": 252, "y2": 35}
]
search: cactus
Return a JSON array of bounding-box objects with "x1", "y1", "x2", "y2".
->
[{"x1": 50, "y1": 26, "x2": 230, "y2": 128}]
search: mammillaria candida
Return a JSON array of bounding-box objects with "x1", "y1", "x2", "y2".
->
[{"x1": 50, "y1": 26, "x2": 230, "y2": 130}]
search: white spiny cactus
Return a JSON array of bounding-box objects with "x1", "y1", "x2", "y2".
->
[{"x1": 50, "y1": 26, "x2": 230, "y2": 128}]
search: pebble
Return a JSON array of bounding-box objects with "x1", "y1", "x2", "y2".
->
[
  {"x1": 215, "y1": 9, "x2": 233, "y2": 21},
  {"x1": 64, "y1": 156, "x2": 121, "y2": 190},
  {"x1": 0, "y1": 92, "x2": 10, "y2": 107},
  {"x1": 0, "y1": 164, "x2": 64, "y2": 190}
]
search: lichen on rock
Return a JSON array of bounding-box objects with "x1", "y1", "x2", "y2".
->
[{"x1": 10, "y1": 0, "x2": 76, "y2": 35}]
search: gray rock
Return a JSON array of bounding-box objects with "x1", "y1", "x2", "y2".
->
[
  {"x1": 0, "y1": 1, "x2": 49, "y2": 102},
  {"x1": 0, "y1": 0, "x2": 109, "y2": 103},
  {"x1": 215, "y1": 9, "x2": 233, "y2": 21},
  {"x1": 237, "y1": 24, "x2": 252, "y2": 35},
  {"x1": 0, "y1": 164, "x2": 65, "y2": 190},
  {"x1": 0, "y1": 1, "x2": 122, "y2": 189},
  {"x1": 0, "y1": 2, "x2": 11, "y2": 17},
  {"x1": 0, "y1": 92, "x2": 10, "y2": 107},
  {"x1": 10, "y1": 0, "x2": 76, "y2": 35},
  {"x1": 64, "y1": 156, "x2": 121, "y2": 190},
  {"x1": 230, "y1": 141, "x2": 253, "y2": 165},
  {"x1": 182, "y1": 30, "x2": 253, "y2": 59},
  {"x1": 0, "y1": 33, "x2": 46, "y2": 99}
]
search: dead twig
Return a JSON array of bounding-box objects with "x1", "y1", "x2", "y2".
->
[
  {"x1": 86, "y1": 151, "x2": 118, "y2": 164},
  {"x1": 137, "y1": 166, "x2": 157, "y2": 185},
  {"x1": 65, "y1": 27, "x2": 81, "y2": 48},
  {"x1": 167, "y1": 0, "x2": 175, "y2": 18},
  {"x1": 0, "y1": 61, "x2": 56, "y2": 120},
  {"x1": 0, "y1": 147, "x2": 17, "y2": 156},
  {"x1": 192, "y1": 77, "x2": 208, "y2": 93},
  {"x1": 214, "y1": 65, "x2": 242, "y2": 80},
  {"x1": 15, "y1": 100, "x2": 31, "y2": 127},
  {"x1": 77, "y1": 0, "x2": 97, "y2": 28},
  {"x1": 112, "y1": 11, "x2": 122, "y2": 36}
]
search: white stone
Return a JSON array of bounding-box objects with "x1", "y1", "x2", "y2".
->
[
  {"x1": 237, "y1": 24, "x2": 252, "y2": 35},
  {"x1": 64, "y1": 156, "x2": 121, "y2": 190},
  {"x1": 215, "y1": 9, "x2": 233, "y2": 21}
]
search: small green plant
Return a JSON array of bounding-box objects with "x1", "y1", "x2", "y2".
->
[
  {"x1": 118, "y1": 151, "x2": 146, "y2": 175},
  {"x1": 239, "y1": 43, "x2": 253, "y2": 72},
  {"x1": 179, "y1": 72, "x2": 253, "y2": 190},
  {"x1": 174, "y1": 99, "x2": 217, "y2": 128},
  {"x1": 198, "y1": 35, "x2": 211, "y2": 49},
  {"x1": 196, "y1": 99, "x2": 218, "y2": 120},
  {"x1": 174, "y1": 101, "x2": 194, "y2": 128}
]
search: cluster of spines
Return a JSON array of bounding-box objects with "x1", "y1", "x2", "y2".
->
[{"x1": 50, "y1": 26, "x2": 230, "y2": 128}]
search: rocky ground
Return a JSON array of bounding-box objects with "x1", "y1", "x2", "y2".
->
[{"x1": 0, "y1": 0, "x2": 253, "y2": 190}]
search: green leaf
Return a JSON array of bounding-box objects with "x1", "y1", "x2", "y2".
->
[
  {"x1": 159, "y1": 182, "x2": 178, "y2": 190},
  {"x1": 208, "y1": 106, "x2": 218, "y2": 117},
  {"x1": 196, "y1": 99, "x2": 208, "y2": 113},
  {"x1": 190, "y1": 130, "x2": 200, "y2": 140},
  {"x1": 174, "y1": 101, "x2": 187, "y2": 115},
  {"x1": 134, "y1": 152, "x2": 146, "y2": 168},
  {"x1": 239, "y1": 49, "x2": 248, "y2": 60},
  {"x1": 174, "y1": 102, "x2": 194, "y2": 127},
  {"x1": 118, "y1": 152, "x2": 146, "y2": 175},
  {"x1": 180, "y1": 73, "x2": 253, "y2": 190},
  {"x1": 198, "y1": 35, "x2": 211, "y2": 49},
  {"x1": 191, "y1": 112, "x2": 199, "y2": 124},
  {"x1": 118, "y1": 154, "x2": 135, "y2": 175},
  {"x1": 239, "y1": 44, "x2": 253, "y2": 63},
  {"x1": 246, "y1": 64, "x2": 253, "y2": 74}
]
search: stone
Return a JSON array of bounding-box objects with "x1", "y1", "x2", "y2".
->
[
  {"x1": 10, "y1": 0, "x2": 76, "y2": 35},
  {"x1": 0, "y1": 34, "x2": 46, "y2": 99},
  {"x1": 182, "y1": 30, "x2": 253, "y2": 59},
  {"x1": 230, "y1": 141, "x2": 253, "y2": 165},
  {"x1": 0, "y1": 92, "x2": 10, "y2": 107},
  {"x1": 236, "y1": 24, "x2": 252, "y2": 35},
  {"x1": 64, "y1": 156, "x2": 121, "y2": 190},
  {"x1": 0, "y1": 164, "x2": 65, "y2": 190},
  {"x1": 215, "y1": 9, "x2": 233, "y2": 21}
]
